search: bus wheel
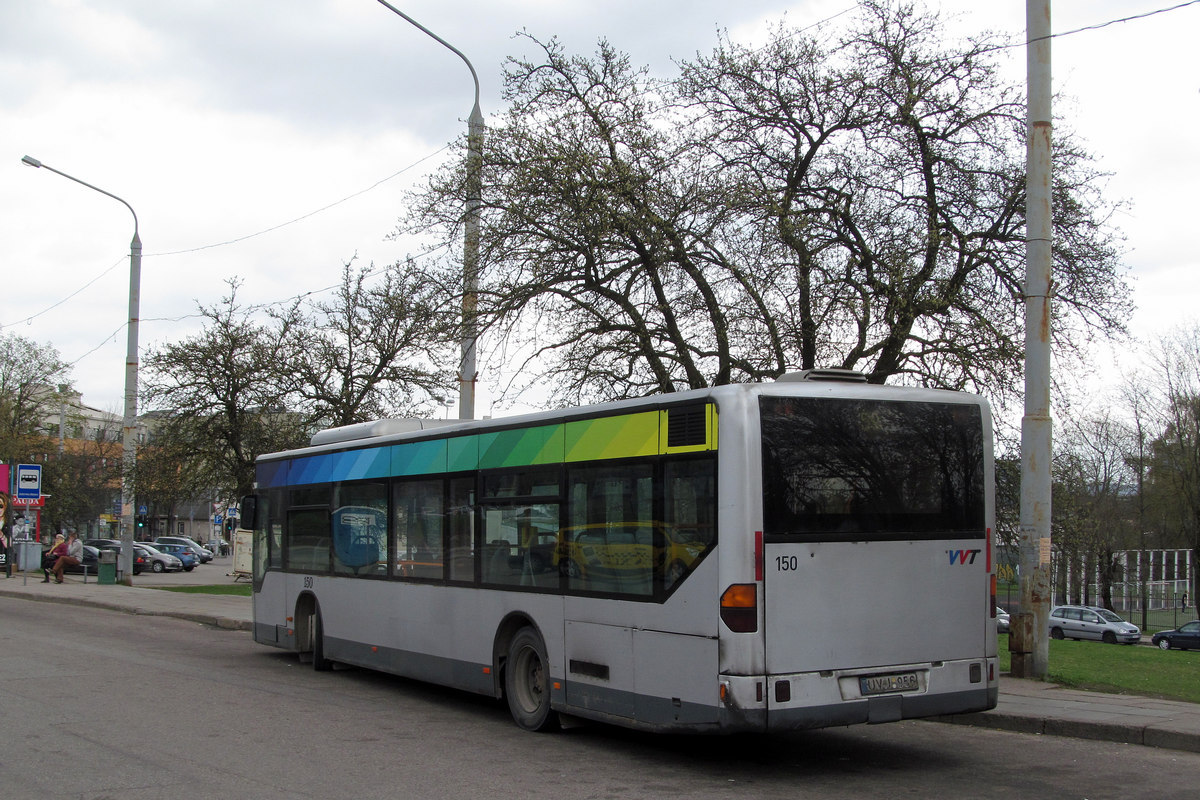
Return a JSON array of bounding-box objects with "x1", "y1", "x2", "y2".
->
[
  {"x1": 505, "y1": 628, "x2": 559, "y2": 732},
  {"x1": 311, "y1": 605, "x2": 332, "y2": 671},
  {"x1": 1050, "y1": 627, "x2": 1064, "y2": 640}
]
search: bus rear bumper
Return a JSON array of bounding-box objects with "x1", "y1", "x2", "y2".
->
[{"x1": 721, "y1": 657, "x2": 999, "y2": 732}]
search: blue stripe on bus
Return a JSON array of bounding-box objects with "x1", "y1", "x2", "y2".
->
[
  {"x1": 393, "y1": 439, "x2": 448, "y2": 476},
  {"x1": 287, "y1": 447, "x2": 392, "y2": 486}
]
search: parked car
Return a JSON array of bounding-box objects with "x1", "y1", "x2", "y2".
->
[
  {"x1": 1151, "y1": 620, "x2": 1200, "y2": 651},
  {"x1": 996, "y1": 607, "x2": 1011, "y2": 634},
  {"x1": 1048, "y1": 605, "x2": 1140, "y2": 644},
  {"x1": 135, "y1": 543, "x2": 184, "y2": 573},
  {"x1": 152, "y1": 542, "x2": 198, "y2": 571},
  {"x1": 155, "y1": 536, "x2": 214, "y2": 563}
]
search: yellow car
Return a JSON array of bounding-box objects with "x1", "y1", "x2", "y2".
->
[{"x1": 554, "y1": 522, "x2": 710, "y2": 589}]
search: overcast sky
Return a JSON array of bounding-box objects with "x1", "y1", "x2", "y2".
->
[{"x1": 3, "y1": 0, "x2": 1197, "y2": 418}]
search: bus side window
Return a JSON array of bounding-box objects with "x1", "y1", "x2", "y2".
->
[
  {"x1": 286, "y1": 508, "x2": 331, "y2": 573},
  {"x1": 663, "y1": 458, "x2": 716, "y2": 591},
  {"x1": 564, "y1": 464, "x2": 654, "y2": 597},
  {"x1": 394, "y1": 479, "x2": 445, "y2": 580},
  {"x1": 332, "y1": 482, "x2": 387, "y2": 577},
  {"x1": 447, "y1": 478, "x2": 474, "y2": 582}
]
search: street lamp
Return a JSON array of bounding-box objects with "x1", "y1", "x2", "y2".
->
[
  {"x1": 21, "y1": 155, "x2": 141, "y2": 583},
  {"x1": 375, "y1": 1, "x2": 483, "y2": 420}
]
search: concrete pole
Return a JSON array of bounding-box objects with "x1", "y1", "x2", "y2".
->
[
  {"x1": 1011, "y1": 0, "x2": 1053, "y2": 679},
  {"x1": 461, "y1": 103, "x2": 483, "y2": 421},
  {"x1": 121, "y1": 231, "x2": 142, "y2": 582}
]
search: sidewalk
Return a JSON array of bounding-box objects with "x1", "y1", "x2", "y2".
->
[
  {"x1": 0, "y1": 563, "x2": 252, "y2": 631},
  {"x1": 3, "y1": 566, "x2": 1200, "y2": 754}
]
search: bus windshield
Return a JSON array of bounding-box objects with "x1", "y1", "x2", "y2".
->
[{"x1": 760, "y1": 396, "x2": 985, "y2": 540}]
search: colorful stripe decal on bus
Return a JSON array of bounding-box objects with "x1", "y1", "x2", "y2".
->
[{"x1": 257, "y1": 405, "x2": 716, "y2": 489}]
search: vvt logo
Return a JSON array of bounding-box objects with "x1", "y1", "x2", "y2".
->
[{"x1": 948, "y1": 549, "x2": 981, "y2": 565}]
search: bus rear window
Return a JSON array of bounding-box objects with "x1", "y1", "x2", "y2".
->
[{"x1": 760, "y1": 396, "x2": 985, "y2": 540}]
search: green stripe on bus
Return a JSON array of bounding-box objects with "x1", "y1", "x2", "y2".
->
[
  {"x1": 379, "y1": 406, "x2": 715, "y2": 477},
  {"x1": 479, "y1": 424, "x2": 565, "y2": 468},
  {"x1": 566, "y1": 411, "x2": 660, "y2": 462}
]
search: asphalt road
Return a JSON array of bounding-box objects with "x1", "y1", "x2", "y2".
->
[
  {"x1": 4, "y1": 597, "x2": 1200, "y2": 800},
  {"x1": 123, "y1": 552, "x2": 238, "y2": 587}
]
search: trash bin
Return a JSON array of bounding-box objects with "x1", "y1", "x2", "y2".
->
[
  {"x1": 17, "y1": 541, "x2": 43, "y2": 572},
  {"x1": 98, "y1": 550, "x2": 117, "y2": 585}
]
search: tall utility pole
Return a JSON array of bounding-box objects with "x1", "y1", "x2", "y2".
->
[{"x1": 1011, "y1": 0, "x2": 1053, "y2": 678}]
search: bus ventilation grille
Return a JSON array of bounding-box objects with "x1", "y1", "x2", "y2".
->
[{"x1": 667, "y1": 405, "x2": 708, "y2": 447}]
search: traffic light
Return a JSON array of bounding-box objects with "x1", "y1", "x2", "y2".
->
[{"x1": 136, "y1": 513, "x2": 146, "y2": 530}]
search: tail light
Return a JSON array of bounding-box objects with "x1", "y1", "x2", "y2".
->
[
  {"x1": 987, "y1": 527, "x2": 996, "y2": 619},
  {"x1": 720, "y1": 584, "x2": 758, "y2": 633}
]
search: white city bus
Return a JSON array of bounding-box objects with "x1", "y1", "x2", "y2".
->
[{"x1": 244, "y1": 370, "x2": 998, "y2": 733}]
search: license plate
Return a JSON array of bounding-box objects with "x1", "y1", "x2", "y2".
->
[{"x1": 859, "y1": 672, "x2": 919, "y2": 696}]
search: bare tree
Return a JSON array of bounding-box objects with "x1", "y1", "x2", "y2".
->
[
  {"x1": 1052, "y1": 412, "x2": 1137, "y2": 608},
  {"x1": 0, "y1": 332, "x2": 71, "y2": 465},
  {"x1": 42, "y1": 421, "x2": 121, "y2": 537},
  {"x1": 141, "y1": 280, "x2": 309, "y2": 499},
  {"x1": 132, "y1": 416, "x2": 213, "y2": 538},
  {"x1": 404, "y1": 1, "x2": 1129, "y2": 409},
  {"x1": 1143, "y1": 325, "x2": 1200, "y2": 612},
  {"x1": 275, "y1": 258, "x2": 456, "y2": 428}
]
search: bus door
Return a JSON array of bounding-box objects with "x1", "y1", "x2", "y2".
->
[{"x1": 250, "y1": 513, "x2": 287, "y2": 646}]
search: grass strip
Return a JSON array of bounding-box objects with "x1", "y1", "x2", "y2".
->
[
  {"x1": 151, "y1": 584, "x2": 252, "y2": 597},
  {"x1": 999, "y1": 633, "x2": 1200, "y2": 704}
]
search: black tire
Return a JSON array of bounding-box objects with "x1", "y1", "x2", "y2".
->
[
  {"x1": 152, "y1": 560, "x2": 165, "y2": 573},
  {"x1": 1157, "y1": 639, "x2": 1171, "y2": 650},
  {"x1": 311, "y1": 605, "x2": 332, "y2": 671},
  {"x1": 1050, "y1": 627, "x2": 1064, "y2": 640},
  {"x1": 505, "y1": 628, "x2": 559, "y2": 732},
  {"x1": 184, "y1": 565, "x2": 195, "y2": 572},
  {"x1": 1102, "y1": 630, "x2": 1117, "y2": 645}
]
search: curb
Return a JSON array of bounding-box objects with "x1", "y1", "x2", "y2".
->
[
  {"x1": 934, "y1": 703, "x2": 1200, "y2": 755},
  {"x1": 0, "y1": 586, "x2": 254, "y2": 632}
]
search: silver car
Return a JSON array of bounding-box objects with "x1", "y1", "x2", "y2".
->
[{"x1": 1048, "y1": 605, "x2": 1140, "y2": 645}]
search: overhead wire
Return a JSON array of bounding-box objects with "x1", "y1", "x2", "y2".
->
[
  {"x1": 17, "y1": 1, "x2": 1200, "y2": 379},
  {"x1": 4, "y1": 143, "x2": 455, "y2": 367}
]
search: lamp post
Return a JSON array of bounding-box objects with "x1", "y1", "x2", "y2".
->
[
  {"x1": 375, "y1": 1, "x2": 483, "y2": 420},
  {"x1": 21, "y1": 155, "x2": 141, "y2": 584}
]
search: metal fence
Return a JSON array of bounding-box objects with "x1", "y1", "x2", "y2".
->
[{"x1": 997, "y1": 547, "x2": 1197, "y2": 633}]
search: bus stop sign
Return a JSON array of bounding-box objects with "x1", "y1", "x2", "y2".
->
[{"x1": 16, "y1": 464, "x2": 41, "y2": 500}]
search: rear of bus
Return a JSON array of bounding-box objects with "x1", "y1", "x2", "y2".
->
[{"x1": 718, "y1": 376, "x2": 998, "y2": 730}]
